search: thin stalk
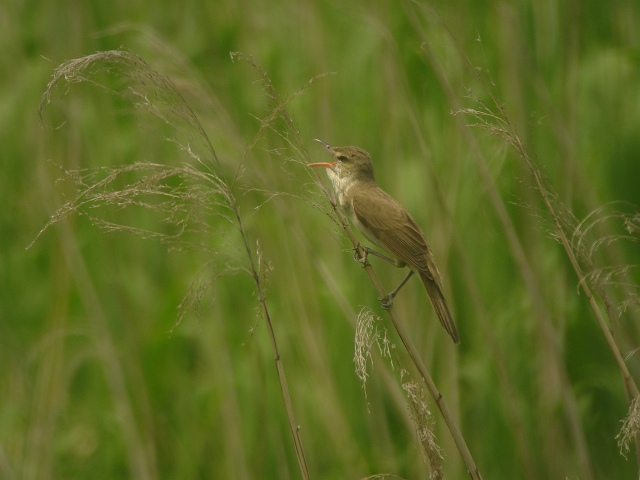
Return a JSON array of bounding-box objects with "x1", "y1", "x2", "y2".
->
[{"x1": 232, "y1": 204, "x2": 311, "y2": 480}]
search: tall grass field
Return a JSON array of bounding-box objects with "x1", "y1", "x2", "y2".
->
[{"x1": 2, "y1": 1, "x2": 640, "y2": 479}]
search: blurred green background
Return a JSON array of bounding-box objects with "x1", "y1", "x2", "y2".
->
[{"x1": 3, "y1": 0, "x2": 640, "y2": 479}]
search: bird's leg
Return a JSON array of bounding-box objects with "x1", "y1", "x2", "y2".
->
[
  {"x1": 354, "y1": 244, "x2": 398, "y2": 266},
  {"x1": 381, "y1": 270, "x2": 415, "y2": 309}
]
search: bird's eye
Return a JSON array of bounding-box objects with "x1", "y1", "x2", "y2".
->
[{"x1": 337, "y1": 155, "x2": 348, "y2": 162}]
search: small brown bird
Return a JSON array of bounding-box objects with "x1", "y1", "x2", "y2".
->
[{"x1": 309, "y1": 140, "x2": 459, "y2": 344}]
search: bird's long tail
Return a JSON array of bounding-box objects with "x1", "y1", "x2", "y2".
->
[{"x1": 419, "y1": 271, "x2": 460, "y2": 344}]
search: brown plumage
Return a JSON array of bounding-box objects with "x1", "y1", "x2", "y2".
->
[{"x1": 309, "y1": 140, "x2": 459, "y2": 344}]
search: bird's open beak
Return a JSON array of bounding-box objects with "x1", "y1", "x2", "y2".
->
[
  {"x1": 308, "y1": 161, "x2": 336, "y2": 169},
  {"x1": 308, "y1": 139, "x2": 336, "y2": 169}
]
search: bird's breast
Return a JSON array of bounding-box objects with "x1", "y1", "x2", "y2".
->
[{"x1": 327, "y1": 171, "x2": 357, "y2": 208}]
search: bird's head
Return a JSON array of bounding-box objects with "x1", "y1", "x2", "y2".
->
[{"x1": 308, "y1": 139, "x2": 375, "y2": 183}]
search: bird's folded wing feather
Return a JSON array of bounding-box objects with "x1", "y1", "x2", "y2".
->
[{"x1": 351, "y1": 188, "x2": 441, "y2": 283}]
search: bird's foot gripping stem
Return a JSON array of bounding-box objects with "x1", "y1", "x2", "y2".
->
[
  {"x1": 380, "y1": 292, "x2": 396, "y2": 309},
  {"x1": 353, "y1": 244, "x2": 370, "y2": 265}
]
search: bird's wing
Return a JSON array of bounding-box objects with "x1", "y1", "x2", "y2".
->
[{"x1": 351, "y1": 187, "x2": 441, "y2": 283}]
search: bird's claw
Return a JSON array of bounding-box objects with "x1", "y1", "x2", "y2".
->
[
  {"x1": 353, "y1": 244, "x2": 369, "y2": 265},
  {"x1": 380, "y1": 294, "x2": 394, "y2": 309}
]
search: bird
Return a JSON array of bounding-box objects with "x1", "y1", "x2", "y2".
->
[{"x1": 309, "y1": 139, "x2": 459, "y2": 344}]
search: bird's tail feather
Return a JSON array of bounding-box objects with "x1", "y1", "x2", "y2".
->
[{"x1": 419, "y1": 272, "x2": 460, "y2": 344}]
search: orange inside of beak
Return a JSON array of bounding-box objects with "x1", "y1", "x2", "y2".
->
[{"x1": 307, "y1": 161, "x2": 336, "y2": 168}]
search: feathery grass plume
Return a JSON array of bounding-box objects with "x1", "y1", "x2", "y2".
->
[
  {"x1": 355, "y1": 310, "x2": 443, "y2": 478},
  {"x1": 37, "y1": 49, "x2": 311, "y2": 480},
  {"x1": 454, "y1": 57, "x2": 640, "y2": 378},
  {"x1": 460, "y1": 85, "x2": 640, "y2": 472},
  {"x1": 40, "y1": 50, "x2": 216, "y2": 172},
  {"x1": 571, "y1": 203, "x2": 640, "y2": 317},
  {"x1": 354, "y1": 308, "x2": 394, "y2": 405},
  {"x1": 625, "y1": 214, "x2": 640, "y2": 236},
  {"x1": 618, "y1": 395, "x2": 640, "y2": 459},
  {"x1": 36, "y1": 51, "x2": 252, "y2": 324},
  {"x1": 401, "y1": 371, "x2": 444, "y2": 480},
  {"x1": 444, "y1": 22, "x2": 640, "y2": 471}
]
